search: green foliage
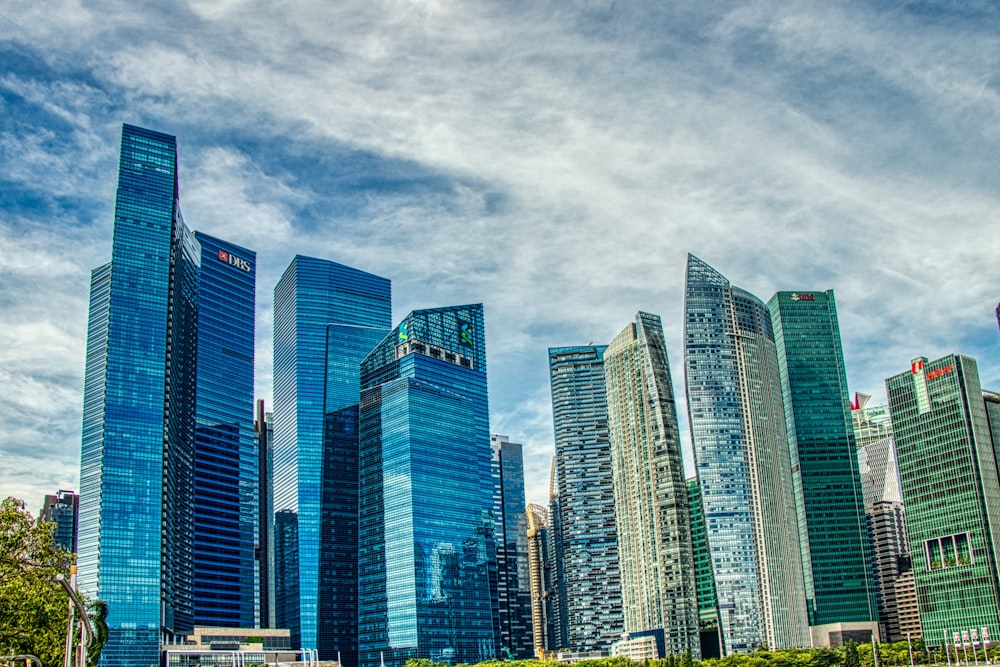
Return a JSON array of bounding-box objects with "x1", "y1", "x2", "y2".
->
[
  {"x1": 844, "y1": 641, "x2": 861, "y2": 667},
  {"x1": 244, "y1": 636, "x2": 264, "y2": 644},
  {"x1": 0, "y1": 497, "x2": 107, "y2": 667}
]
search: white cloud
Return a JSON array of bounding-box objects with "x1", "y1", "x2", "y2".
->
[{"x1": 2, "y1": 0, "x2": 999, "y2": 508}]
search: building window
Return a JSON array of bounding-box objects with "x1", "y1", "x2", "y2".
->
[{"x1": 924, "y1": 532, "x2": 972, "y2": 571}]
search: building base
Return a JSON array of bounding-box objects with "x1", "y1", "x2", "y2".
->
[{"x1": 810, "y1": 622, "x2": 880, "y2": 648}]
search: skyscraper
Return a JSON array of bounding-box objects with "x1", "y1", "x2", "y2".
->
[
  {"x1": 886, "y1": 355, "x2": 1000, "y2": 649},
  {"x1": 853, "y1": 394, "x2": 912, "y2": 642},
  {"x1": 272, "y1": 255, "x2": 391, "y2": 658},
  {"x1": 603, "y1": 312, "x2": 699, "y2": 657},
  {"x1": 687, "y1": 478, "x2": 721, "y2": 659},
  {"x1": 357, "y1": 304, "x2": 496, "y2": 667},
  {"x1": 526, "y1": 503, "x2": 549, "y2": 657},
  {"x1": 548, "y1": 345, "x2": 623, "y2": 652},
  {"x1": 767, "y1": 290, "x2": 877, "y2": 646},
  {"x1": 491, "y1": 435, "x2": 534, "y2": 659},
  {"x1": 39, "y1": 490, "x2": 79, "y2": 553},
  {"x1": 546, "y1": 457, "x2": 569, "y2": 652},
  {"x1": 256, "y1": 400, "x2": 275, "y2": 628},
  {"x1": 682, "y1": 255, "x2": 809, "y2": 653},
  {"x1": 192, "y1": 232, "x2": 258, "y2": 628},
  {"x1": 79, "y1": 125, "x2": 258, "y2": 667}
]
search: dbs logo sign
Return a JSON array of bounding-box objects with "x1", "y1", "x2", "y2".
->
[{"x1": 218, "y1": 249, "x2": 251, "y2": 272}]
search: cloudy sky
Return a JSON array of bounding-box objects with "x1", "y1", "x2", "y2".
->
[{"x1": 2, "y1": 1, "x2": 998, "y2": 510}]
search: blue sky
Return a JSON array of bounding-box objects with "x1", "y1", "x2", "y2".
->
[{"x1": 2, "y1": 1, "x2": 998, "y2": 509}]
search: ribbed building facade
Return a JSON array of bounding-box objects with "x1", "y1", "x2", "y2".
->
[
  {"x1": 886, "y1": 355, "x2": 1000, "y2": 649},
  {"x1": 768, "y1": 290, "x2": 877, "y2": 646},
  {"x1": 548, "y1": 345, "x2": 623, "y2": 652},
  {"x1": 682, "y1": 255, "x2": 809, "y2": 653},
  {"x1": 604, "y1": 312, "x2": 699, "y2": 657},
  {"x1": 357, "y1": 305, "x2": 496, "y2": 667},
  {"x1": 526, "y1": 503, "x2": 549, "y2": 657}
]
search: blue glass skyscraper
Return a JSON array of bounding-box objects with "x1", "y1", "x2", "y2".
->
[
  {"x1": 357, "y1": 305, "x2": 496, "y2": 667},
  {"x1": 548, "y1": 345, "x2": 623, "y2": 652},
  {"x1": 79, "y1": 126, "x2": 259, "y2": 667},
  {"x1": 272, "y1": 256, "x2": 391, "y2": 659},
  {"x1": 682, "y1": 255, "x2": 809, "y2": 653},
  {"x1": 192, "y1": 232, "x2": 258, "y2": 628}
]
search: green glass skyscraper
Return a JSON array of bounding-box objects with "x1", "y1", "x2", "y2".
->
[
  {"x1": 767, "y1": 291, "x2": 877, "y2": 646},
  {"x1": 886, "y1": 354, "x2": 1000, "y2": 649}
]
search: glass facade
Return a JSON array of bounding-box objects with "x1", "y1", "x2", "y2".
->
[
  {"x1": 687, "y1": 478, "x2": 721, "y2": 658},
  {"x1": 490, "y1": 435, "x2": 534, "y2": 659},
  {"x1": 682, "y1": 255, "x2": 809, "y2": 653},
  {"x1": 78, "y1": 126, "x2": 259, "y2": 667},
  {"x1": 886, "y1": 355, "x2": 1000, "y2": 648},
  {"x1": 357, "y1": 305, "x2": 496, "y2": 667},
  {"x1": 768, "y1": 291, "x2": 877, "y2": 642},
  {"x1": 271, "y1": 255, "x2": 391, "y2": 658},
  {"x1": 192, "y1": 233, "x2": 257, "y2": 628},
  {"x1": 40, "y1": 490, "x2": 79, "y2": 553},
  {"x1": 79, "y1": 125, "x2": 194, "y2": 667},
  {"x1": 604, "y1": 312, "x2": 699, "y2": 657},
  {"x1": 548, "y1": 345, "x2": 623, "y2": 652}
]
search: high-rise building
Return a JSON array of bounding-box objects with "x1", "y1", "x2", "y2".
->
[
  {"x1": 357, "y1": 305, "x2": 496, "y2": 667},
  {"x1": 548, "y1": 345, "x2": 623, "y2": 652},
  {"x1": 256, "y1": 400, "x2": 275, "y2": 628},
  {"x1": 526, "y1": 503, "x2": 549, "y2": 657},
  {"x1": 852, "y1": 393, "x2": 893, "y2": 448},
  {"x1": 687, "y1": 478, "x2": 721, "y2": 659},
  {"x1": 192, "y1": 232, "x2": 257, "y2": 629},
  {"x1": 79, "y1": 125, "x2": 257, "y2": 667},
  {"x1": 682, "y1": 255, "x2": 809, "y2": 653},
  {"x1": 39, "y1": 490, "x2": 79, "y2": 553},
  {"x1": 767, "y1": 291, "x2": 877, "y2": 646},
  {"x1": 491, "y1": 435, "x2": 534, "y2": 659},
  {"x1": 853, "y1": 395, "x2": 911, "y2": 642},
  {"x1": 886, "y1": 355, "x2": 1000, "y2": 649},
  {"x1": 604, "y1": 312, "x2": 699, "y2": 657},
  {"x1": 545, "y1": 458, "x2": 569, "y2": 652},
  {"x1": 272, "y1": 255, "x2": 391, "y2": 659}
]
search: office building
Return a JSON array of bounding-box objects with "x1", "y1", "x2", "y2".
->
[
  {"x1": 604, "y1": 312, "x2": 699, "y2": 657},
  {"x1": 79, "y1": 125, "x2": 257, "y2": 667},
  {"x1": 548, "y1": 345, "x2": 623, "y2": 652},
  {"x1": 853, "y1": 395, "x2": 911, "y2": 642},
  {"x1": 357, "y1": 304, "x2": 496, "y2": 667},
  {"x1": 687, "y1": 478, "x2": 721, "y2": 659},
  {"x1": 491, "y1": 435, "x2": 534, "y2": 659},
  {"x1": 682, "y1": 255, "x2": 809, "y2": 653},
  {"x1": 256, "y1": 400, "x2": 275, "y2": 628},
  {"x1": 272, "y1": 255, "x2": 391, "y2": 659},
  {"x1": 526, "y1": 503, "x2": 549, "y2": 657},
  {"x1": 886, "y1": 354, "x2": 1000, "y2": 648},
  {"x1": 852, "y1": 393, "x2": 893, "y2": 449},
  {"x1": 39, "y1": 490, "x2": 79, "y2": 553},
  {"x1": 546, "y1": 458, "x2": 569, "y2": 652},
  {"x1": 767, "y1": 290, "x2": 877, "y2": 646},
  {"x1": 192, "y1": 232, "x2": 257, "y2": 628}
]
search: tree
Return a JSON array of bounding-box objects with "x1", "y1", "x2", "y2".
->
[
  {"x1": 0, "y1": 497, "x2": 107, "y2": 667},
  {"x1": 844, "y1": 641, "x2": 861, "y2": 667}
]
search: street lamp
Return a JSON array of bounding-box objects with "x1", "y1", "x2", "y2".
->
[{"x1": 54, "y1": 573, "x2": 95, "y2": 667}]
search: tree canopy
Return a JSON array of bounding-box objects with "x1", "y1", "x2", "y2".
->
[{"x1": 0, "y1": 497, "x2": 106, "y2": 667}]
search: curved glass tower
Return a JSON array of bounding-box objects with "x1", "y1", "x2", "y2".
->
[
  {"x1": 682, "y1": 255, "x2": 809, "y2": 653},
  {"x1": 604, "y1": 312, "x2": 699, "y2": 657}
]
